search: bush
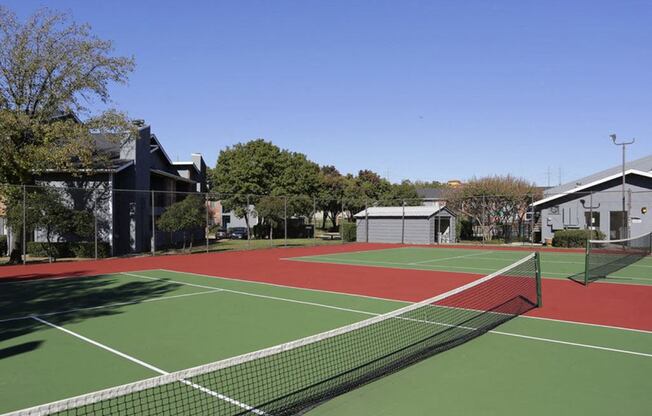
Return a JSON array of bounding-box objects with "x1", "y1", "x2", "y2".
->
[
  {"x1": 342, "y1": 222, "x2": 357, "y2": 242},
  {"x1": 0, "y1": 235, "x2": 7, "y2": 257},
  {"x1": 27, "y1": 242, "x2": 71, "y2": 258},
  {"x1": 70, "y1": 242, "x2": 110, "y2": 258},
  {"x1": 27, "y1": 241, "x2": 110, "y2": 259},
  {"x1": 552, "y1": 229, "x2": 606, "y2": 248}
]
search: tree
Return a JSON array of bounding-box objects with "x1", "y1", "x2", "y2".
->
[
  {"x1": 157, "y1": 195, "x2": 206, "y2": 251},
  {"x1": 0, "y1": 7, "x2": 135, "y2": 261},
  {"x1": 272, "y1": 150, "x2": 320, "y2": 218},
  {"x1": 210, "y1": 140, "x2": 282, "y2": 233},
  {"x1": 4, "y1": 187, "x2": 91, "y2": 261},
  {"x1": 316, "y1": 166, "x2": 346, "y2": 230},
  {"x1": 0, "y1": 7, "x2": 135, "y2": 184},
  {"x1": 387, "y1": 180, "x2": 420, "y2": 205},
  {"x1": 210, "y1": 139, "x2": 320, "y2": 233},
  {"x1": 255, "y1": 196, "x2": 286, "y2": 241},
  {"x1": 446, "y1": 175, "x2": 540, "y2": 242}
]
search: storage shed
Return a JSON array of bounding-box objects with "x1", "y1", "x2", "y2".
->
[{"x1": 354, "y1": 205, "x2": 456, "y2": 244}]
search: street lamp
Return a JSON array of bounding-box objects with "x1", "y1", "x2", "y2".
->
[{"x1": 610, "y1": 134, "x2": 635, "y2": 238}]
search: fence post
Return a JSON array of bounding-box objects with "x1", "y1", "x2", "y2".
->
[
  {"x1": 340, "y1": 198, "x2": 345, "y2": 244},
  {"x1": 246, "y1": 194, "x2": 251, "y2": 250},
  {"x1": 627, "y1": 189, "x2": 632, "y2": 238},
  {"x1": 284, "y1": 195, "x2": 288, "y2": 248},
  {"x1": 437, "y1": 209, "x2": 441, "y2": 244},
  {"x1": 313, "y1": 195, "x2": 317, "y2": 246},
  {"x1": 365, "y1": 199, "x2": 369, "y2": 243},
  {"x1": 401, "y1": 200, "x2": 405, "y2": 244},
  {"x1": 481, "y1": 194, "x2": 486, "y2": 245},
  {"x1": 529, "y1": 194, "x2": 535, "y2": 245},
  {"x1": 151, "y1": 190, "x2": 156, "y2": 256},
  {"x1": 94, "y1": 210, "x2": 98, "y2": 260},
  {"x1": 22, "y1": 185, "x2": 26, "y2": 265},
  {"x1": 205, "y1": 193, "x2": 209, "y2": 254}
]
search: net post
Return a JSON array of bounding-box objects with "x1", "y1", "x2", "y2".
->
[
  {"x1": 535, "y1": 252, "x2": 543, "y2": 307},
  {"x1": 583, "y1": 239, "x2": 590, "y2": 286}
]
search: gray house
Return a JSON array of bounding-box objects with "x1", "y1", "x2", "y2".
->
[
  {"x1": 354, "y1": 205, "x2": 456, "y2": 244},
  {"x1": 31, "y1": 120, "x2": 207, "y2": 256},
  {"x1": 415, "y1": 188, "x2": 448, "y2": 207},
  {"x1": 533, "y1": 155, "x2": 652, "y2": 242}
]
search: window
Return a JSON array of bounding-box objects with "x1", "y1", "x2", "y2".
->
[{"x1": 584, "y1": 211, "x2": 600, "y2": 229}]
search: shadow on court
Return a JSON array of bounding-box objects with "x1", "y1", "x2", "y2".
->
[
  {"x1": 0, "y1": 276, "x2": 180, "y2": 347},
  {"x1": 0, "y1": 341, "x2": 43, "y2": 359}
]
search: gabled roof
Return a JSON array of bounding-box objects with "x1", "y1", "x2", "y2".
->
[
  {"x1": 544, "y1": 154, "x2": 652, "y2": 196},
  {"x1": 354, "y1": 204, "x2": 452, "y2": 218},
  {"x1": 416, "y1": 188, "x2": 447, "y2": 199},
  {"x1": 149, "y1": 134, "x2": 200, "y2": 175},
  {"x1": 533, "y1": 169, "x2": 652, "y2": 206}
]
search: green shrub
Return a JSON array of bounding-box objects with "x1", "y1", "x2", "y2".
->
[
  {"x1": 342, "y1": 222, "x2": 357, "y2": 242},
  {"x1": 26, "y1": 241, "x2": 110, "y2": 259},
  {"x1": 26, "y1": 242, "x2": 72, "y2": 258},
  {"x1": 0, "y1": 235, "x2": 7, "y2": 257},
  {"x1": 552, "y1": 229, "x2": 606, "y2": 248},
  {"x1": 70, "y1": 242, "x2": 110, "y2": 258}
]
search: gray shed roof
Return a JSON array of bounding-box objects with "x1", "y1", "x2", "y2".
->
[{"x1": 354, "y1": 205, "x2": 452, "y2": 218}]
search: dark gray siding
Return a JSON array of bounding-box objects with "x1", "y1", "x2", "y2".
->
[{"x1": 538, "y1": 176, "x2": 652, "y2": 242}]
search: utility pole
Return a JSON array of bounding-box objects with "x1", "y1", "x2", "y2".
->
[{"x1": 610, "y1": 134, "x2": 635, "y2": 238}]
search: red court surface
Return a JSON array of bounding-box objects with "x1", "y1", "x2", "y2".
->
[{"x1": 1, "y1": 243, "x2": 650, "y2": 332}]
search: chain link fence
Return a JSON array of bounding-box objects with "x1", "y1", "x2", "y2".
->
[{"x1": 0, "y1": 183, "x2": 650, "y2": 263}]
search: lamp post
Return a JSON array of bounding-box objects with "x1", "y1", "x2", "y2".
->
[{"x1": 610, "y1": 134, "x2": 635, "y2": 238}]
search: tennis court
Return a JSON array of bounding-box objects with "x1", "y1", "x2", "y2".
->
[
  {"x1": 286, "y1": 246, "x2": 652, "y2": 286},
  {"x1": 1, "y1": 245, "x2": 651, "y2": 415}
]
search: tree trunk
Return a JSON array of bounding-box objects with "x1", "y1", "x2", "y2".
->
[
  {"x1": 270, "y1": 223, "x2": 274, "y2": 247},
  {"x1": 244, "y1": 211, "x2": 251, "y2": 240},
  {"x1": 8, "y1": 226, "x2": 23, "y2": 265}
]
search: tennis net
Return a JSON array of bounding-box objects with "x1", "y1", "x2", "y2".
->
[
  {"x1": 584, "y1": 232, "x2": 652, "y2": 285},
  {"x1": 8, "y1": 253, "x2": 542, "y2": 416}
]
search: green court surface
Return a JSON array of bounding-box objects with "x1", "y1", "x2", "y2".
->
[
  {"x1": 1, "y1": 269, "x2": 651, "y2": 415},
  {"x1": 286, "y1": 246, "x2": 652, "y2": 286}
]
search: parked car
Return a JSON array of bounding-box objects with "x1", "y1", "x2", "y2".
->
[
  {"x1": 214, "y1": 228, "x2": 229, "y2": 239},
  {"x1": 229, "y1": 227, "x2": 248, "y2": 239}
]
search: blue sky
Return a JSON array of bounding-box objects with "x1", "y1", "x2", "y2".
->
[{"x1": 7, "y1": 1, "x2": 652, "y2": 185}]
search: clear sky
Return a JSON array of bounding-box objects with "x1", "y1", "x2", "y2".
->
[{"x1": 7, "y1": 1, "x2": 652, "y2": 185}]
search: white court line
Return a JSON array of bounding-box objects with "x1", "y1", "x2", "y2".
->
[
  {"x1": 156, "y1": 269, "x2": 652, "y2": 335},
  {"x1": 30, "y1": 316, "x2": 265, "y2": 415},
  {"x1": 0, "y1": 289, "x2": 223, "y2": 324},
  {"x1": 122, "y1": 273, "x2": 382, "y2": 318},
  {"x1": 410, "y1": 250, "x2": 495, "y2": 265},
  {"x1": 124, "y1": 272, "x2": 652, "y2": 358},
  {"x1": 492, "y1": 330, "x2": 652, "y2": 358},
  {"x1": 287, "y1": 257, "x2": 652, "y2": 283}
]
